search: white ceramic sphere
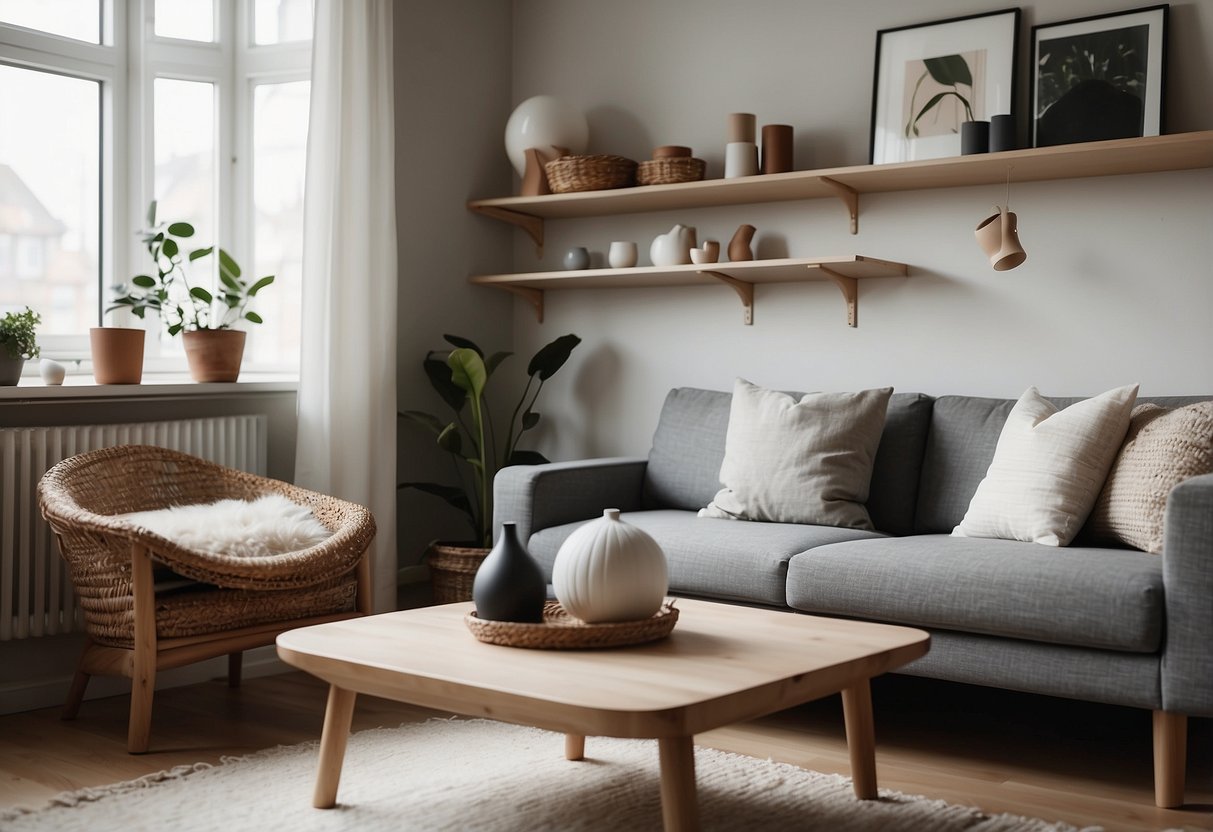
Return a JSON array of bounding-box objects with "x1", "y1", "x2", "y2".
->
[
  {"x1": 39, "y1": 358, "x2": 66, "y2": 385},
  {"x1": 552, "y1": 508, "x2": 668, "y2": 623},
  {"x1": 504, "y1": 95, "x2": 589, "y2": 177}
]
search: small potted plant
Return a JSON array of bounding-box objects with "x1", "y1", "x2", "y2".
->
[
  {"x1": 108, "y1": 202, "x2": 274, "y2": 382},
  {"x1": 399, "y1": 333, "x2": 581, "y2": 601},
  {"x1": 0, "y1": 306, "x2": 40, "y2": 386}
]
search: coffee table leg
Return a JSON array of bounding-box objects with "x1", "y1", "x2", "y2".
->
[
  {"x1": 658, "y1": 735, "x2": 698, "y2": 831},
  {"x1": 565, "y1": 733, "x2": 585, "y2": 761},
  {"x1": 842, "y1": 679, "x2": 878, "y2": 799},
  {"x1": 313, "y1": 684, "x2": 358, "y2": 809}
]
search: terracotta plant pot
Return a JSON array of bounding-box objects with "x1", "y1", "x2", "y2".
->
[
  {"x1": 90, "y1": 327, "x2": 145, "y2": 384},
  {"x1": 182, "y1": 329, "x2": 246, "y2": 382}
]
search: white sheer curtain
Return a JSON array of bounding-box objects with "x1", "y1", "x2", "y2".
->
[{"x1": 296, "y1": 0, "x2": 397, "y2": 612}]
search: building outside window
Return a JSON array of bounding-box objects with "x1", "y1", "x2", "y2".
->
[{"x1": 0, "y1": 0, "x2": 312, "y2": 373}]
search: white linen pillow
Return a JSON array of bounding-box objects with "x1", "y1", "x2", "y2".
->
[
  {"x1": 122, "y1": 493, "x2": 331, "y2": 558},
  {"x1": 952, "y1": 384, "x2": 1139, "y2": 546},
  {"x1": 699, "y1": 379, "x2": 892, "y2": 529}
]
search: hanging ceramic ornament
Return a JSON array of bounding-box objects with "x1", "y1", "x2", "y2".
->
[{"x1": 552, "y1": 509, "x2": 668, "y2": 623}]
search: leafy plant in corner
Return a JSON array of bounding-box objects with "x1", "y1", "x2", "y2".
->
[
  {"x1": 107, "y1": 201, "x2": 274, "y2": 334},
  {"x1": 399, "y1": 333, "x2": 581, "y2": 548},
  {"x1": 0, "y1": 306, "x2": 40, "y2": 360}
]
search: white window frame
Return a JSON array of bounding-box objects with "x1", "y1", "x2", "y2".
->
[{"x1": 0, "y1": 0, "x2": 310, "y2": 375}]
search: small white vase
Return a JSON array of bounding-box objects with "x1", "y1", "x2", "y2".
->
[
  {"x1": 552, "y1": 509, "x2": 668, "y2": 623},
  {"x1": 724, "y1": 141, "x2": 759, "y2": 178},
  {"x1": 608, "y1": 241, "x2": 638, "y2": 269},
  {"x1": 649, "y1": 224, "x2": 697, "y2": 267},
  {"x1": 39, "y1": 359, "x2": 66, "y2": 385}
]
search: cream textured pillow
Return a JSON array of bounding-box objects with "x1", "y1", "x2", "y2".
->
[
  {"x1": 952, "y1": 384, "x2": 1139, "y2": 546},
  {"x1": 699, "y1": 379, "x2": 892, "y2": 529},
  {"x1": 1083, "y1": 401, "x2": 1213, "y2": 553}
]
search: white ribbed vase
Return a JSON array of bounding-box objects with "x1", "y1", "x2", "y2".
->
[{"x1": 552, "y1": 509, "x2": 668, "y2": 623}]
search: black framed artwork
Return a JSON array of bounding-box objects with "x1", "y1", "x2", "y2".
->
[
  {"x1": 870, "y1": 8, "x2": 1021, "y2": 164},
  {"x1": 1031, "y1": 5, "x2": 1168, "y2": 148}
]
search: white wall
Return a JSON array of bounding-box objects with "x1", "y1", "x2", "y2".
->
[
  {"x1": 395, "y1": 0, "x2": 515, "y2": 568},
  {"x1": 505, "y1": 0, "x2": 1213, "y2": 461}
]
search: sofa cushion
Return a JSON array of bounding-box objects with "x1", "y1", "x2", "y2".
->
[
  {"x1": 700, "y1": 380, "x2": 892, "y2": 529},
  {"x1": 643, "y1": 387, "x2": 933, "y2": 535},
  {"x1": 785, "y1": 535, "x2": 1163, "y2": 652},
  {"x1": 952, "y1": 384, "x2": 1138, "y2": 546},
  {"x1": 1083, "y1": 401, "x2": 1213, "y2": 553},
  {"x1": 528, "y1": 509, "x2": 885, "y2": 608},
  {"x1": 916, "y1": 394, "x2": 1213, "y2": 534}
]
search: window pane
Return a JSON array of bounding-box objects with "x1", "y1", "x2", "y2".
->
[
  {"x1": 0, "y1": 0, "x2": 100, "y2": 43},
  {"x1": 154, "y1": 0, "x2": 213, "y2": 42},
  {"x1": 253, "y1": 0, "x2": 312, "y2": 45},
  {"x1": 0, "y1": 65, "x2": 100, "y2": 334},
  {"x1": 153, "y1": 78, "x2": 215, "y2": 250},
  {"x1": 247, "y1": 80, "x2": 308, "y2": 370}
]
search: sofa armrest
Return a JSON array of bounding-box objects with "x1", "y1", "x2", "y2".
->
[
  {"x1": 1161, "y1": 473, "x2": 1213, "y2": 715},
  {"x1": 493, "y1": 457, "x2": 649, "y2": 543}
]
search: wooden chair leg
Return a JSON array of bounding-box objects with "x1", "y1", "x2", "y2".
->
[
  {"x1": 128, "y1": 544, "x2": 157, "y2": 754},
  {"x1": 1153, "y1": 710, "x2": 1187, "y2": 808},
  {"x1": 62, "y1": 668, "x2": 90, "y2": 720},
  {"x1": 228, "y1": 652, "x2": 243, "y2": 688}
]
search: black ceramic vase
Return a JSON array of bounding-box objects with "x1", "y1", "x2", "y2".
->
[{"x1": 472, "y1": 522, "x2": 546, "y2": 623}]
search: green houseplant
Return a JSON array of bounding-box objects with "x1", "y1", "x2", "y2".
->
[
  {"x1": 107, "y1": 202, "x2": 274, "y2": 381},
  {"x1": 0, "y1": 306, "x2": 40, "y2": 386},
  {"x1": 400, "y1": 333, "x2": 581, "y2": 601}
]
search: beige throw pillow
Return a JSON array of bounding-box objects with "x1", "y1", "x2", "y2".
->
[
  {"x1": 1083, "y1": 401, "x2": 1213, "y2": 553},
  {"x1": 952, "y1": 384, "x2": 1139, "y2": 546},
  {"x1": 699, "y1": 379, "x2": 892, "y2": 530}
]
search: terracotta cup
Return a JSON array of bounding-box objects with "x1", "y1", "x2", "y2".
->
[
  {"x1": 90, "y1": 327, "x2": 145, "y2": 384},
  {"x1": 975, "y1": 206, "x2": 1027, "y2": 271}
]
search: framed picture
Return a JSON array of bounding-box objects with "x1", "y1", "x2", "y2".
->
[
  {"x1": 1031, "y1": 5, "x2": 1168, "y2": 148},
  {"x1": 870, "y1": 9, "x2": 1020, "y2": 164}
]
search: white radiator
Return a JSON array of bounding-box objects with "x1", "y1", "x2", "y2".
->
[{"x1": 0, "y1": 416, "x2": 267, "y2": 641}]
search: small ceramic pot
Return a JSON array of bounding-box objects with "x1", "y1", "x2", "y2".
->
[
  {"x1": 689, "y1": 247, "x2": 717, "y2": 265},
  {"x1": 563, "y1": 247, "x2": 590, "y2": 270},
  {"x1": 607, "y1": 241, "x2": 638, "y2": 269},
  {"x1": 724, "y1": 141, "x2": 759, "y2": 178},
  {"x1": 90, "y1": 327, "x2": 145, "y2": 384},
  {"x1": 40, "y1": 359, "x2": 66, "y2": 386}
]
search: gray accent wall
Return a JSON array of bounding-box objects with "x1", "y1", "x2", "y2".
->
[{"x1": 502, "y1": 0, "x2": 1213, "y2": 465}]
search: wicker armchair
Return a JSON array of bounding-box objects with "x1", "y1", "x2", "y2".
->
[{"x1": 37, "y1": 444, "x2": 376, "y2": 753}]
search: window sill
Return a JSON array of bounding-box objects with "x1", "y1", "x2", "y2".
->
[{"x1": 0, "y1": 372, "x2": 298, "y2": 401}]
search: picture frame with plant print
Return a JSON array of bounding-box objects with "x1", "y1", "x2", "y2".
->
[
  {"x1": 1031, "y1": 5, "x2": 1168, "y2": 148},
  {"x1": 870, "y1": 8, "x2": 1020, "y2": 164}
]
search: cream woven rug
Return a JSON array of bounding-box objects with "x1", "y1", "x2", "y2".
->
[{"x1": 2, "y1": 718, "x2": 1098, "y2": 831}]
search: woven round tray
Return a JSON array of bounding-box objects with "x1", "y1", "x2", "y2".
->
[
  {"x1": 545, "y1": 154, "x2": 637, "y2": 193},
  {"x1": 465, "y1": 601, "x2": 678, "y2": 649},
  {"x1": 637, "y1": 157, "x2": 706, "y2": 186}
]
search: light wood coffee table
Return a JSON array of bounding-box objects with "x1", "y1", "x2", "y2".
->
[{"x1": 277, "y1": 598, "x2": 929, "y2": 831}]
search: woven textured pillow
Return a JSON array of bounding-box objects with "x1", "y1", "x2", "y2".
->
[
  {"x1": 952, "y1": 384, "x2": 1138, "y2": 546},
  {"x1": 699, "y1": 379, "x2": 892, "y2": 529},
  {"x1": 1084, "y1": 401, "x2": 1213, "y2": 553}
]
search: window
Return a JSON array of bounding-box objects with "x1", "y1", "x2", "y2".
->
[{"x1": 0, "y1": 0, "x2": 311, "y2": 373}]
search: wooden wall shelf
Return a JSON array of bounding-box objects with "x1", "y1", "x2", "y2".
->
[
  {"x1": 469, "y1": 256, "x2": 909, "y2": 327},
  {"x1": 468, "y1": 131, "x2": 1213, "y2": 244}
]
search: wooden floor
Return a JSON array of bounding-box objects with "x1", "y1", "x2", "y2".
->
[{"x1": 0, "y1": 668, "x2": 1208, "y2": 830}]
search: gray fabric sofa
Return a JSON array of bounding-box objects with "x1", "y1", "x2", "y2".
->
[{"x1": 494, "y1": 387, "x2": 1212, "y2": 808}]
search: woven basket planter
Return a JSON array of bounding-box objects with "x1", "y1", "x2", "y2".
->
[
  {"x1": 545, "y1": 154, "x2": 637, "y2": 193},
  {"x1": 427, "y1": 542, "x2": 490, "y2": 603}
]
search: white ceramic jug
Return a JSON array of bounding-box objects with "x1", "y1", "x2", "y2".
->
[{"x1": 649, "y1": 224, "x2": 697, "y2": 267}]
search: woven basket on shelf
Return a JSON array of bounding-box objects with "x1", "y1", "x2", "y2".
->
[
  {"x1": 427, "y1": 542, "x2": 489, "y2": 603},
  {"x1": 637, "y1": 157, "x2": 706, "y2": 186},
  {"x1": 545, "y1": 154, "x2": 637, "y2": 193}
]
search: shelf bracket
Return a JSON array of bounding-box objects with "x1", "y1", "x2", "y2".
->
[
  {"x1": 496, "y1": 285, "x2": 545, "y2": 323},
  {"x1": 470, "y1": 205, "x2": 545, "y2": 256},
  {"x1": 818, "y1": 176, "x2": 859, "y2": 235},
  {"x1": 699, "y1": 270, "x2": 755, "y2": 325},
  {"x1": 809, "y1": 265, "x2": 859, "y2": 327}
]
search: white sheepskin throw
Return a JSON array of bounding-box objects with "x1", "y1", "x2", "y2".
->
[{"x1": 122, "y1": 494, "x2": 332, "y2": 558}]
